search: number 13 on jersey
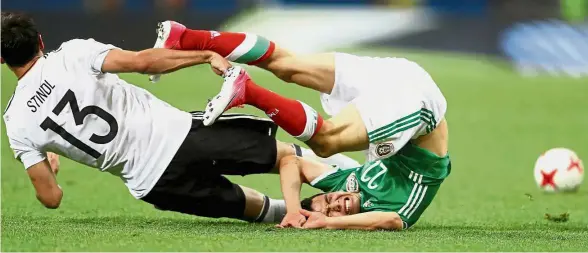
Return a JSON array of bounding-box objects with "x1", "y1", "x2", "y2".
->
[{"x1": 39, "y1": 89, "x2": 119, "y2": 159}]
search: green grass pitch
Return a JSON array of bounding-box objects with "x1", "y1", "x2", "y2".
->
[{"x1": 2, "y1": 49, "x2": 588, "y2": 251}]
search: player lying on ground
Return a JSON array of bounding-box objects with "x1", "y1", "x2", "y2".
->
[
  {"x1": 0, "y1": 12, "x2": 360, "y2": 224},
  {"x1": 151, "y1": 21, "x2": 452, "y2": 230}
]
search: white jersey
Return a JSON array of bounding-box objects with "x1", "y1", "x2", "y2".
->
[{"x1": 3, "y1": 39, "x2": 192, "y2": 198}]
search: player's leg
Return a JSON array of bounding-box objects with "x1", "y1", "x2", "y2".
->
[
  {"x1": 306, "y1": 104, "x2": 371, "y2": 157},
  {"x1": 257, "y1": 49, "x2": 336, "y2": 94},
  {"x1": 202, "y1": 67, "x2": 327, "y2": 144},
  {"x1": 240, "y1": 185, "x2": 286, "y2": 222},
  {"x1": 151, "y1": 21, "x2": 336, "y2": 94},
  {"x1": 202, "y1": 67, "x2": 369, "y2": 158},
  {"x1": 140, "y1": 113, "x2": 285, "y2": 222},
  {"x1": 204, "y1": 66, "x2": 446, "y2": 159},
  {"x1": 143, "y1": 169, "x2": 286, "y2": 223},
  {"x1": 143, "y1": 112, "x2": 359, "y2": 222},
  {"x1": 188, "y1": 111, "x2": 360, "y2": 173}
]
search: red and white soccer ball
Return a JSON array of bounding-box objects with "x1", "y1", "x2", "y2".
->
[{"x1": 534, "y1": 148, "x2": 584, "y2": 192}]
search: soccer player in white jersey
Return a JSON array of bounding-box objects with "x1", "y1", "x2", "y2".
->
[
  {"x1": 151, "y1": 21, "x2": 450, "y2": 230},
  {"x1": 1, "y1": 12, "x2": 362, "y2": 224}
]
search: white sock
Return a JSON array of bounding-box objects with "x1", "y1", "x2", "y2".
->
[
  {"x1": 255, "y1": 196, "x2": 286, "y2": 223},
  {"x1": 294, "y1": 101, "x2": 319, "y2": 142},
  {"x1": 292, "y1": 144, "x2": 361, "y2": 169}
]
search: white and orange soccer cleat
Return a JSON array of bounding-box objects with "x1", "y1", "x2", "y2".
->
[
  {"x1": 149, "y1": 20, "x2": 186, "y2": 83},
  {"x1": 202, "y1": 66, "x2": 249, "y2": 126}
]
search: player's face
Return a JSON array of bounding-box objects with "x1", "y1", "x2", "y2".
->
[{"x1": 309, "y1": 192, "x2": 361, "y2": 217}]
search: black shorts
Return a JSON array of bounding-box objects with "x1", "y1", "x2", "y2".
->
[{"x1": 141, "y1": 112, "x2": 278, "y2": 219}]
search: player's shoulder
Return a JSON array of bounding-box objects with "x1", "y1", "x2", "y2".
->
[
  {"x1": 61, "y1": 38, "x2": 101, "y2": 46},
  {"x1": 56, "y1": 38, "x2": 103, "y2": 52}
]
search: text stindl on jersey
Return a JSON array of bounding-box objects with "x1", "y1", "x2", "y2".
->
[{"x1": 27, "y1": 80, "x2": 56, "y2": 112}]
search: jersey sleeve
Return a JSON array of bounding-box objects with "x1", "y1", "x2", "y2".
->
[
  {"x1": 62, "y1": 39, "x2": 119, "y2": 75},
  {"x1": 309, "y1": 167, "x2": 355, "y2": 192},
  {"x1": 7, "y1": 132, "x2": 46, "y2": 169}
]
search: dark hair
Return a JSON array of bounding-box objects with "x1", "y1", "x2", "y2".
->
[
  {"x1": 1, "y1": 12, "x2": 40, "y2": 67},
  {"x1": 300, "y1": 193, "x2": 325, "y2": 211}
]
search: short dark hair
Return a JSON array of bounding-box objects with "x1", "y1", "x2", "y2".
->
[
  {"x1": 300, "y1": 193, "x2": 324, "y2": 211},
  {"x1": 1, "y1": 12, "x2": 40, "y2": 67}
]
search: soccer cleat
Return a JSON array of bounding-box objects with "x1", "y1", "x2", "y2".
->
[
  {"x1": 149, "y1": 20, "x2": 186, "y2": 83},
  {"x1": 202, "y1": 66, "x2": 249, "y2": 126}
]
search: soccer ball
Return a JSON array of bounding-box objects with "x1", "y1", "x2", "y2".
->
[{"x1": 534, "y1": 148, "x2": 584, "y2": 192}]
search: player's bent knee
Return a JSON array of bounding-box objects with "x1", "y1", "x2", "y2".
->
[
  {"x1": 311, "y1": 145, "x2": 337, "y2": 159},
  {"x1": 309, "y1": 134, "x2": 340, "y2": 158}
]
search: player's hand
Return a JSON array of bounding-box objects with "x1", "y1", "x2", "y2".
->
[
  {"x1": 276, "y1": 211, "x2": 307, "y2": 228},
  {"x1": 209, "y1": 53, "x2": 232, "y2": 76},
  {"x1": 300, "y1": 209, "x2": 327, "y2": 229},
  {"x1": 47, "y1": 152, "x2": 60, "y2": 175}
]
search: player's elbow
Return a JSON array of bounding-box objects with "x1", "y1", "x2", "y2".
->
[
  {"x1": 37, "y1": 188, "x2": 63, "y2": 209},
  {"x1": 131, "y1": 52, "x2": 152, "y2": 74}
]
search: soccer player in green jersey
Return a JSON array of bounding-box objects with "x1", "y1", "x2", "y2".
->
[
  {"x1": 276, "y1": 142, "x2": 450, "y2": 230},
  {"x1": 151, "y1": 21, "x2": 451, "y2": 230}
]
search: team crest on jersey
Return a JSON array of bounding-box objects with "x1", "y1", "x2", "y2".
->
[
  {"x1": 346, "y1": 173, "x2": 359, "y2": 192},
  {"x1": 376, "y1": 143, "x2": 394, "y2": 157}
]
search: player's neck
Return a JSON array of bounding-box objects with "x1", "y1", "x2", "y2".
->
[{"x1": 12, "y1": 52, "x2": 43, "y2": 81}]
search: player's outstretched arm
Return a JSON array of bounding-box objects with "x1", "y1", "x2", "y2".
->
[
  {"x1": 101, "y1": 48, "x2": 231, "y2": 75},
  {"x1": 301, "y1": 209, "x2": 403, "y2": 231},
  {"x1": 277, "y1": 155, "x2": 331, "y2": 228},
  {"x1": 27, "y1": 160, "x2": 63, "y2": 209}
]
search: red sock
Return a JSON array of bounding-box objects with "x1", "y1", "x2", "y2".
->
[
  {"x1": 179, "y1": 29, "x2": 275, "y2": 65},
  {"x1": 245, "y1": 80, "x2": 323, "y2": 141}
]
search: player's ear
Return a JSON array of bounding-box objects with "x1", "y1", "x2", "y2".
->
[{"x1": 38, "y1": 34, "x2": 45, "y2": 51}]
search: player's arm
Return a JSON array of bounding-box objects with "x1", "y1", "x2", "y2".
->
[
  {"x1": 27, "y1": 160, "x2": 63, "y2": 209},
  {"x1": 101, "y1": 48, "x2": 231, "y2": 75},
  {"x1": 279, "y1": 155, "x2": 326, "y2": 211},
  {"x1": 324, "y1": 211, "x2": 403, "y2": 231},
  {"x1": 301, "y1": 210, "x2": 403, "y2": 231},
  {"x1": 278, "y1": 155, "x2": 331, "y2": 227},
  {"x1": 7, "y1": 133, "x2": 63, "y2": 209}
]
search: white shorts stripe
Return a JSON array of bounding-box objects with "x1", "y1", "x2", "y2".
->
[
  {"x1": 412, "y1": 172, "x2": 420, "y2": 183},
  {"x1": 398, "y1": 183, "x2": 418, "y2": 215},
  {"x1": 399, "y1": 170, "x2": 427, "y2": 217},
  {"x1": 407, "y1": 186, "x2": 429, "y2": 218},
  {"x1": 402, "y1": 184, "x2": 423, "y2": 216}
]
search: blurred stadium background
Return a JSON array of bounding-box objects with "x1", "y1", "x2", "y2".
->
[{"x1": 1, "y1": 0, "x2": 587, "y2": 251}]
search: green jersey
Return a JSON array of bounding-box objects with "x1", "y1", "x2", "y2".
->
[{"x1": 311, "y1": 142, "x2": 451, "y2": 228}]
